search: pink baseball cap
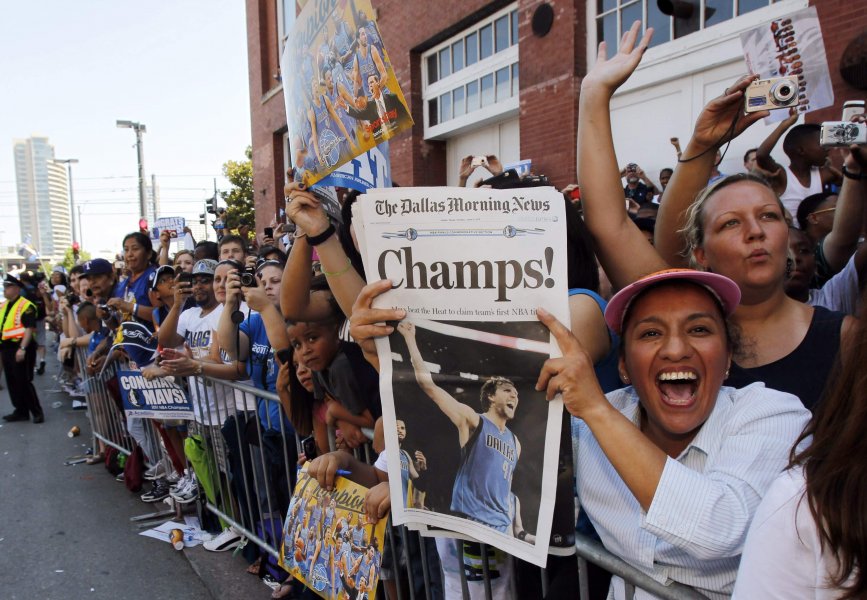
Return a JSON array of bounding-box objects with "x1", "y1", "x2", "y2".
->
[{"x1": 604, "y1": 268, "x2": 741, "y2": 334}]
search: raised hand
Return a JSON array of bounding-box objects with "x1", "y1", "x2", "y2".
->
[
  {"x1": 535, "y1": 308, "x2": 607, "y2": 419},
  {"x1": 688, "y1": 74, "x2": 769, "y2": 154},
  {"x1": 285, "y1": 182, "x2": 330, "y2": 237},
  {"x1": 582, "y1": 21, "x2": 653, "y2": 96}
]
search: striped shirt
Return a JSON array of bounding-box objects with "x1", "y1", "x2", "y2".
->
[{"x1": 573, "y1": 382, "x2": 810, "y2": 599}]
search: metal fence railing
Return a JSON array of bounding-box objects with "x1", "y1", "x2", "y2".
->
[{"x1": 75, "y1": 350, "x2": 709, "y2": 600}]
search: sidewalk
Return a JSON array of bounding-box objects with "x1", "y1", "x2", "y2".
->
[{"x1": 0, "y1": 355, "x2": 275, "y2": 600}]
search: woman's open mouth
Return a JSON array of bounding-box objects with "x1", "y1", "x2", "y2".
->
[{"x1": 656, "y1": 370, "x2": 699, "y2": 407}]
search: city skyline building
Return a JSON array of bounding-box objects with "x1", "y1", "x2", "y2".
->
[{"x1": 13, "y1": 136, "x2": 72, "y2": 261}]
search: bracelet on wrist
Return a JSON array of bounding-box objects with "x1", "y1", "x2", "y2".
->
[
  {"x1": 842, "y1": 165, "x2": 866, "y2": 181},
  {"x1": 307, "y1": 223, "x2": 336, "y2": 246},
  {"x1": 321, "y1": 259, "x2": 354, "y2": 277}
]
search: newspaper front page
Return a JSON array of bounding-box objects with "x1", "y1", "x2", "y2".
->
[{"x1": 355, "y1": 186, "x2": 569, "y2": 566}]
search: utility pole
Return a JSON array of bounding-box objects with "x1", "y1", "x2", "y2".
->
[
  {"x1": 116, "y1": 120, "x2": 148, "y2": 221},
  {"x1": 151, "y1": 173, "x2": 159, "y2": 222}
]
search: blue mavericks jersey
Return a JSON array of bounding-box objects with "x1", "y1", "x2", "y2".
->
[
  {"x1": 351, "y1": 526, "x2": 366, "y2": 548},
  {"x1": 399, "y1": 448, "x2": 411, "y2": 506},
  {"x1": 451, "y1": 414, "x2": 517, "y2": 532},
  {"x1": 355, "y1": 47, "x2": 378, "y2": 97}
]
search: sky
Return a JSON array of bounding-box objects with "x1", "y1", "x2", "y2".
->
[{"x1": 0, "y1": 1, "x2": 252, "y2": 258}]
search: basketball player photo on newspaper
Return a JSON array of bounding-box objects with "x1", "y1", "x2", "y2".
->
[{"x1": 354, "y1": 186, "x2": 569, "y2": 566}]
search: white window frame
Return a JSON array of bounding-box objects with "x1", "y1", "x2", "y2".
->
[
  {"x1": 586, "y1": 0, "x2": 808, "y2": 94},
  {"x1": 277, "y1": 0, "x2": 295, "y2": 53},
  {"x1": 422, "y1": 4, "x2": 520, "y2": 140}
]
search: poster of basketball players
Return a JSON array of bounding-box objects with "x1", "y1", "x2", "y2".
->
[
  {"x1": 740, "y1": 5, "x2": 833, "y2": 122},
  {"x1": 281, "y1": 0, "x2": 413, "y2": 187},
  {"x1": 280, "y1": 465, "x2": 388, "y2": 600},
  {"x1": 353, "y1": 186, "x2": 569, "y2": 566}
]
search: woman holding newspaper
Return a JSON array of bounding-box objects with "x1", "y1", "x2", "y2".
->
[{"x1": 343, "y1": 264, "x2": 809, "y2": 598}]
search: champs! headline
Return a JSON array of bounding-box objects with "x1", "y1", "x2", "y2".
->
[{"x1": 378, "y1": 246, "x2": 556, "y2": 302}]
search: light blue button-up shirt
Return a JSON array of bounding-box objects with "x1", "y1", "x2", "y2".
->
[{"x1": 573, "y1": 382, "x2": 810, "y2": 599}]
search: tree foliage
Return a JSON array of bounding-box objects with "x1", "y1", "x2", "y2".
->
[
  {"x1": 221, "y1": 146, "x2": 255, "y2": 232},
  {"x1": 61, "y1": 247, "x2": 92, "y2": 271}
]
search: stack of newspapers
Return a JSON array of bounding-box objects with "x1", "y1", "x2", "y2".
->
[{"x1": 353, "y1": 185, "x2": 571, "y2": 567}]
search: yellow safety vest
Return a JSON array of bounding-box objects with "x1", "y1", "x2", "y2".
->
[{"x1": 0, "y1": 296, "x2": 34, "y2": 342}]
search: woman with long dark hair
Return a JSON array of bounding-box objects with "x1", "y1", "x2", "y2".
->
[
  {"x1": 734, "y1": 314, "x2": 867, "y2": 598},
  {"x1": 107, "y1": 232, "x2": 158, "y2": 327}
]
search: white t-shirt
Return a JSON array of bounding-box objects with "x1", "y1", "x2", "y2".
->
[
  {"x1": 733, "y1": 467, "x2": 853, "y2": 599},
  {"x1": 176, "y1": 304, "x2": 224, "y2": 425},
  {"x1": 217, "y1": 301, "x2": 257, "y2": 413}
]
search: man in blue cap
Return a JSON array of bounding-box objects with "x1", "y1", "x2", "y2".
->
[{"x1": 1, "y1": 274, "x2": 44, "y2": 422}]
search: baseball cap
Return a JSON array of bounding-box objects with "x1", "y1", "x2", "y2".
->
[
  {"x1": 604, "y1": 268, "x2": 741, "y2": 335},
  {"x1": 80, "y1": 258, "x2": 113, "y2": 277},
  {"x1": 148, "y1": 265, "x2": 175, "y2": 290},
  {"x1": 192, "y1": 259, "x2": 218, "y2": 277}
]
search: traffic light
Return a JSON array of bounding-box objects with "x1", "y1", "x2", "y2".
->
[
  {"x1": 199, "y1": 213, "x2": 207, "y2": 225},
  {"x1": 206, "y1": 195, "x2": 217, "y2": 214}
]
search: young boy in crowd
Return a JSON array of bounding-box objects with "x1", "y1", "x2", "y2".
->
[{"x1": 286, "y1": 316, "x2": 380, "y2": 449}]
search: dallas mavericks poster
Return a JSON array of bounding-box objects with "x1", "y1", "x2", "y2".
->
[{"x1": 281, "y1": 0, "x2": 413, "y2": 186}]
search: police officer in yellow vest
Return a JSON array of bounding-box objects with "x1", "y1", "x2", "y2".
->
[{"x1": 1, "y1": 274, "x2": 44, "y2": 423}]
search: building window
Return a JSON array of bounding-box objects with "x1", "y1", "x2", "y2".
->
[
  {"x1": 277, "y1": 0, "x2": 296, "y2": 53},
  {"x1": 596, "y1": 0, "x2": 780, "y2": 53},
  {"x1": 422, "y1": 4, "x2": 520, "y2": 138}
]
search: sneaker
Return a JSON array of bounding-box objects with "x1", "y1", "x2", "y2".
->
[
  {"x1": 115, "y1": 472, "x2": 125, "y2": 483},
  {"x1": 203, "y1": 527, "x2": 243, "y2": 552},
  {"x1": 71, "y1": 399, "x2": 86, "y2": 410},
  {"x1": 166, "y1": 470, "x2": 180, "y2": 485},
  {"x1": 170, "y1": 470, "x2": 190, "y2": 493},
  {"x1": 141, "y1": 479, "x2": 171, "y2": 503},
  {"x1": 170, "y1": 474, "x2": 199, "y2": 504},
  {"x1": 143, "y1": 460, "x2": 167, "y2": 481},
  {"x1": 36, "y1": 361, "x2": 45, "y2": 375}
]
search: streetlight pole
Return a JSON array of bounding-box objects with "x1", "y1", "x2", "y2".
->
[
  {"x1": 116, "y1": 120, "x2": 148, "y2": 222},
  {"x1": 53, "y1": 158, "x2": 79, "y2": 244}
]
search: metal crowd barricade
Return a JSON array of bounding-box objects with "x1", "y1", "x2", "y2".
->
[{"x1": 76, "y1": 354, "x2": 708, "y2": 600}]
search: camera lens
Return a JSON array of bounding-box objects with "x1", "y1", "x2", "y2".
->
[{"x1": 771, "y1": 81, "x2": 796, "y2": 105}]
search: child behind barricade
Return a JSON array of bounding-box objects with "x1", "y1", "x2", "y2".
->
[
  {"x1": 74, "y1": 302, "x2": 113, "y2": 464},
  {"x1": 287, "y1": 309, "x2": 380, "y2": 450}
]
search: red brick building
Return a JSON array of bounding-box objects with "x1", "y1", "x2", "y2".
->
[{"x1": 245, "y1": 0, "x2": 866, "y2": 231}]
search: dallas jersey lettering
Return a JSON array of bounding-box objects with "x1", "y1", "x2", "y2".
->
[{"x1": 451, "y1": 414, "x2": 517, "y2": 533}]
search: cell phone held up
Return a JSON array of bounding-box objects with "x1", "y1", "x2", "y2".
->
[
  {"x1": 820, "y1": 121, "x2": 867, "y2": 147},
  {"x1": 263, "y1": 227, "x2": 274, "y2": 238},
  {"x1": 301, "y1": 435, "x2": 317, "y2": 460}
]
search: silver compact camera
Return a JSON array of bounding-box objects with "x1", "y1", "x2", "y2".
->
[
  {"x1": 820, "y1": 121, "x2": 867, "y2": 147},
  {"x1": 744, "y1": 76, "x2": 799, "y2": 113}
]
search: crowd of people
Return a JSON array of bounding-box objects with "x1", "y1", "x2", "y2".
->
[{"x1": 3, "y1": 19, "x2": 867, "y2": 600}]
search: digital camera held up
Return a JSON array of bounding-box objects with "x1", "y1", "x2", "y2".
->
[
  {"x1": 744, "y1": 76, "x2": 799, "y2": 113},
  {"x1": 820, "y1": 121, "x2": 867, "y2": 147}
]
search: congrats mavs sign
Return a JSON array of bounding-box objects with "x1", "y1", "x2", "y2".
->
[{"x1": 118, "y1": 370, "x2": 194, "y2": 420}]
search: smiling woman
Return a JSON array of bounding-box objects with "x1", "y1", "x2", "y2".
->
[{"x1": 536, "y1": 268, "x2": 811, "y2": 599}]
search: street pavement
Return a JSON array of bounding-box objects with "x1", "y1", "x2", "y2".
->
[{"x1": 0, "y1": 354, "x2": 272, "y2": 599}]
